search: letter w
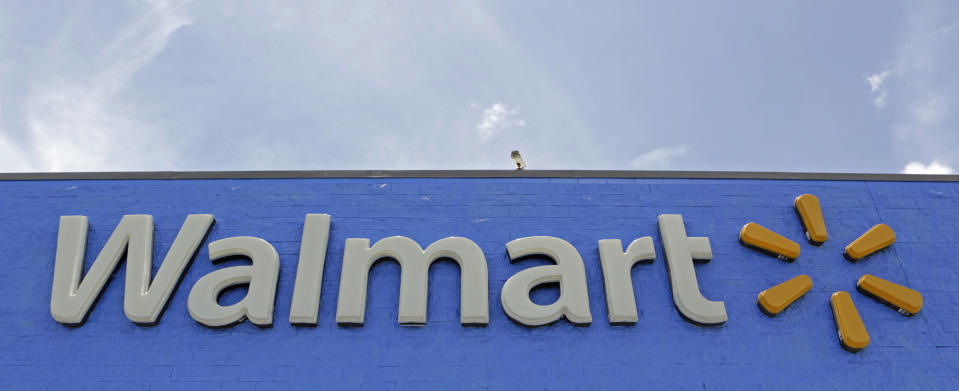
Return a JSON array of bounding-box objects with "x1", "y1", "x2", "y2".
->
[{"x1": 50, "y1": 215, "x2": 214, "y2": 325}]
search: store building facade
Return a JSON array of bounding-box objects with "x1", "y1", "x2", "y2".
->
[{"x1": 1, "y1": 171, "x2": 956, "y2": 389}]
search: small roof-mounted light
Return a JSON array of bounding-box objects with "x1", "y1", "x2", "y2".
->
[{"x1": 511, "y1": 150, "x2": 525, "y2": 170}]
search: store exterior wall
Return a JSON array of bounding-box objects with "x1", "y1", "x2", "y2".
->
[{"x1": 1, "y1": 174, "x2": 957, "y2": 390}]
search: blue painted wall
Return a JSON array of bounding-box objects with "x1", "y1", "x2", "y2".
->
[{"x1": 0, "y1": 177, "x2": 956, "y2": 390}]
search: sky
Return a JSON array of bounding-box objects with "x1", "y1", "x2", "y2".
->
[{"x1": 0, "y1": 0, "x2": 957, "y2": 174}]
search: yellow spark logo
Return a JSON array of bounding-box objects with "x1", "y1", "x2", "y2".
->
[{"x1": 739, "y1": 194, "x2": 923, "y2": 353}]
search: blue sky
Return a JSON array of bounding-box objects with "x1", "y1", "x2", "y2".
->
[{"x1": 0, "y1": 0, "x2": 957, "y2": 173}]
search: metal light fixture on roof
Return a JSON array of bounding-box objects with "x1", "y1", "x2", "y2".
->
[{"x1": 511, "y1": 150, "x2": 525, "y2": 170}]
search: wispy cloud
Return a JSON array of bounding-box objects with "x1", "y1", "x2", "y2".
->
[
  {"x1": 902, "y1": 161, "x2": 955, "y2": 174},
  {"x1": 865, "y1": 69, "x2": 894, "y2": 107},
  {"x1": 879, "y1": 1, "x2": 959, "y2": 172},
  {"x1": 476, "y1": 102, "x2": 525, "y2": 142},
  {"x1": 630, "y1": 144, "x2": 689, "y2": 170},
  {"x1": 0, "y1": 103, "x2": 32, "y2": 171},
  {"x1": 0, "y1": 0, "x2": 192, "y2": 172}
]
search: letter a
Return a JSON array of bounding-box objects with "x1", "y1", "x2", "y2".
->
[
  {"x1": 188, "y1": 236, "x2": 280, "y2": 327},
  {"x1": 501, "y1": 236, "x2": 591, "y2": 326}
]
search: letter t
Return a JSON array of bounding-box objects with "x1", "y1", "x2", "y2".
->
[{"x1": 657, "y1": 214, "x2": 727, "y2": 325}]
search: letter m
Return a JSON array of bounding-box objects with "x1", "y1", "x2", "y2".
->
[
  {"x1": 50, "y1": 215, "x2": 213, "y2": 325},
  {"x1": 335, "y1": 236, "x2": 489, "y2": 325}
]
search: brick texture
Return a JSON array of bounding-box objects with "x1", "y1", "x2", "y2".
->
[{"x1": 0, "y1": 177, "x2": 956, "y2": 390}]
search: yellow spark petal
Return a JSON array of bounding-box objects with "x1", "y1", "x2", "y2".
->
[
  {"x1": 794, "y1": 194, "x2": 827, "y2": 245},
  {"x1": 857, "y1": 274, "x2": 923, "y2": 316},
  {"x1": 844, "y1": 224, "x2": 895, "y2": 261},
  {"x1": 739, "y1": 222, "x2": 801, "y2": 261},
  {"x1": 758, "y1": 274, "x2": 813, "y2": 316},
  {"x1": 831, "y1": 291, "x2": 870, "y2": 352}
]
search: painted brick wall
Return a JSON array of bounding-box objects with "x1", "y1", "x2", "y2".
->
[{"x1": 0, "y1": 177, "x2": 957, "y2": 390}]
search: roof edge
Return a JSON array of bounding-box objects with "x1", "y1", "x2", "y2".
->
[{"x1": 1, "y1": 170, "x2": 958, "y2": 182}]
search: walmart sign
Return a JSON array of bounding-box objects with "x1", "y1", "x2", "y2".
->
[
  {"x1": 51, "y1": 193, "x2": 920, "y2": 353},
  {"x1": 4, "y1": 175, "x2": 953, "y2": 389},
  {"x1": 51, "y1": 213, "x2": 727, "y2": 328}
]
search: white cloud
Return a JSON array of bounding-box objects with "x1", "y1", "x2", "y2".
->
[
  {"x1": 0, "y1": 104, "x2": 32, "y2": 171},
  {"x1": 880, "y1": 2, "x2": 959, "y2": 174},
  {"x1": 901, "y1": 161, "x2": 956, "y2": 174},
  {"x1": 866, "y1": 70, "x2": 892, "y2": 92},
  {"x1": 0, "y1": 0, "x2": 192, "y2": 172},
  {"x1": 865, "y1": 69, "x2": 894, "y2": 107},
  {"x1": 630, "y1": 144, "x2": 689, "y2": 170},
  {"x1": 476, "y1": 102, "x2": 525, "y2": 142}
]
